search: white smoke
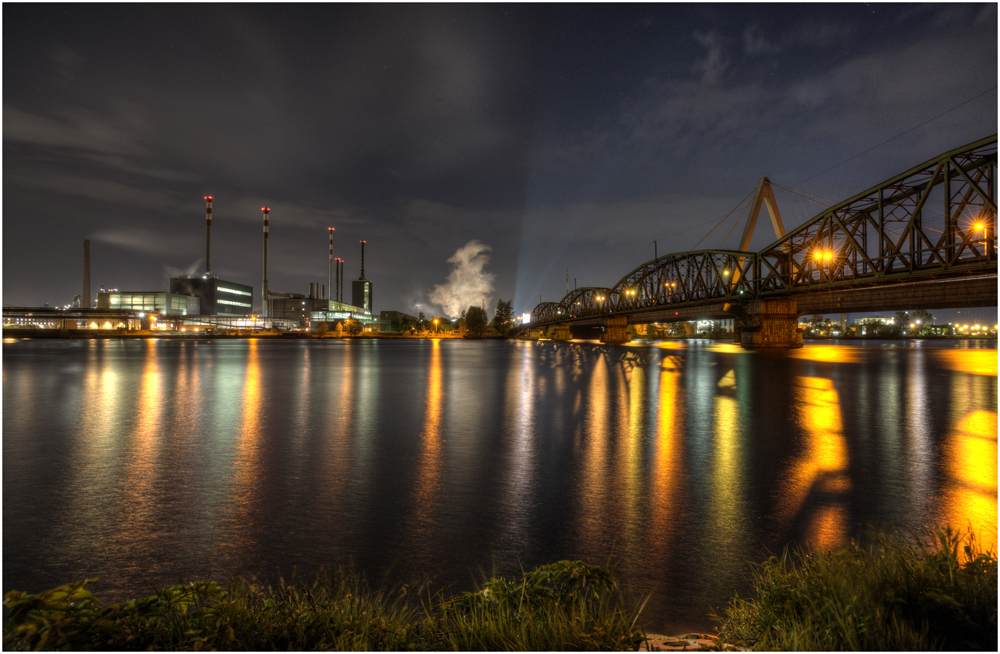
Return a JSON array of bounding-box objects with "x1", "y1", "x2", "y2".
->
[
  {"x1": 163, "y1": 259, "x2": 205, "y2": 280},
  {"x1": 429, "y1": 240, "x2": 495, "y2": 319}
]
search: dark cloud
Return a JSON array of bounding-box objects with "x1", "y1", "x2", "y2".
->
[{"x1": 3, "y1": 4, "x2": 996, "y2": 322}]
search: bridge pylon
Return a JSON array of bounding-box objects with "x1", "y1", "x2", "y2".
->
[
  {"x1": 553, "y1": 323, "x2": 573, "y2": 341},
  {"x1": 600, "y1": 315, "x2": 631, "y2": 344},
  {"x1": 737, "y1": 298, "x2": 802, "y2": 349}
]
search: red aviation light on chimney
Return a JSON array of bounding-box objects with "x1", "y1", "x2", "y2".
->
[
  {"x1": 329, "y1": 227, "x2": 335, "y2": 232},
  {"x1": 262, "y1": 207, "x2": 270, "y2": 212},
  {"x1": 204, "y1": 196, "x2": 213, "y2": 200}
]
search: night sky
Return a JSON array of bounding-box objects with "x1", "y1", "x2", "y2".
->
[{"x1": 4, "y1": 4, "x2": 997, "y2": 322}]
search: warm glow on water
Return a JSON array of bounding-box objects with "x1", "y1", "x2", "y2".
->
[
  {"x1": 3, "y1": 338, "x2": 996, "y2": 636},
  {"x1": 942, "y1": 409, "x2": 998, "y2": 552},
  {"x1": 932, "y1": 349, "x2": 998, "y2": 376},
  {"x1": 788, "y1": 344, "x2": 860, "y2": 363},
  {"x1": 778, "y1": 376, "x2": 851, "y2": 550}
]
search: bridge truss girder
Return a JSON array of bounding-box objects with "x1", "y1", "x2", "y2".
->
[{"x1": 531, "y1": 135, "x2": 997, "y2": 327}]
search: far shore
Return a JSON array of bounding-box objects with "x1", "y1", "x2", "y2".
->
[{"x1": 3, "y1": 328, "x2": 995, "y2": 342}]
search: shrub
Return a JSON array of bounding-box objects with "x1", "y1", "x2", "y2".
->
[
  {"x1": 4, "y1": 561, "x2": 647, "y2": 651},
  {"x1": 715, "y1": 525, "x2": 997, "y2": 651}
]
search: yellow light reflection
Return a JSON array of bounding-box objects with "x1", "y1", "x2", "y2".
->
[
  {"x1": 229, "y1": 340, "x2": 263, "y2": 524},
  {"x1": 654, "y1": 340, "x2": 688, "y2": 350},
  {"x1": 780, "y1": 376, "x2": 850, "y2": 550},
  {"x1": 620, "y1": 364, "x2": 645, "y2": 553},
  {"x1": 709, "y1": 370, "x2": 747, "y2": 548},
  {"x1": 788, "y1": 345, "x2": 859, "y2": 364},
  {"x1": 705, "y1": 343, "x2": 744, "y2": 354},
  {"x1": 120, "y1": 340, "x2": 163, "y2": 537},
  {"x1": 649, "y1": 366, "x2": 684, "y2": 552},
  {"x1": 413, "y1": 339, "x2": 443, "y2": 518},
  {"x1": 932, "y1": 350, "x2": 998, "y2": 377},
  {"x1": 576, "y1": 353, "x2": 612, "y2": 557},
  {"x1": 942, "y1": 410, "x2": 998, "y2": 552}
]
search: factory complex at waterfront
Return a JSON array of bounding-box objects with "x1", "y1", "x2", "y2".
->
[{"x1": 2, "y1": 197, "x2": 420, "y2": 335}]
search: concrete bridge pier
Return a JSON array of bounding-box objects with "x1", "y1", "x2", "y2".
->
[
  {"x1": 600, "y1": 315, "x2": 631, "y2": 344},
  {"x1": 553, "y1": 323, "x2": 573, "y2": 341},
  {"x1": 739, "y1": 298, "x2": 802, "y2": 350}
]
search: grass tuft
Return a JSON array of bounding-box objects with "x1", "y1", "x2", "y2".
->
[
  {"x1": 3, "y1": 561, "x2": 647, "y2": 651},
  {"x1": 714, "y1": 524, "x2": 998, "y2": 651}
]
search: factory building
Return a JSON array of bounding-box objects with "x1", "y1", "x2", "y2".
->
[
  {"x1": 170, "y1": 276, "x2": 253, "y2": 316},
  {"x1": 352, "y1": 279, "x2": 372, "y2": 313},
  {"x1": 351, "y1": 239, "x2": 373, "y2": 313},
  {"x1": 96, "y1": 291, "x2": 200, "y2": 315}
]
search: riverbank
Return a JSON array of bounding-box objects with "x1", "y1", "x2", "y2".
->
[{"x1": 4, "y1": 526, "x2": 993, "y2": 651}]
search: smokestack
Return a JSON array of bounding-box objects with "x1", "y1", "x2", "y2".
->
[
  {"x1": 205, "y1": 196, "x2": 213, "y2": 275},
  {"x1": 83, "y1": 240, "x2": 91, "y2": 308},
  {"x1": 360, "y1": 240, "x2": 366, "y2": 280},
  {"x1": 328, "y1": 227, "x2": 334, "y2": 300},
  {"x1": 337, "y1": 258, "x2": 343, "y2": 302},
  {"x1": 262, "y1": 207, "x2": 270, "y2": 317}
]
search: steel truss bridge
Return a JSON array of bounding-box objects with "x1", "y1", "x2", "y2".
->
[{"x1": 529, "y1": 135, "x2": 997, "y2": 329}]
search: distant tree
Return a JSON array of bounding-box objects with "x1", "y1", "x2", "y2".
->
[
  {"x1": 345, "y1": 319, "x2": 362, "y2": 336},
  {"x1": 492, "y1": 299, "x2": 514, "y2": 336},
  {"x1": 465, "y1": 305, "x2": 488, "y2": 338},
  {"x1": 910, "y1": 309, "x2": 934, "y2": 335}
]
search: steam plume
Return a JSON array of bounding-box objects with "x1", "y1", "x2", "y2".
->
[
  {"x1": 429, "y1": 240, "x2": 495, "y2": 318},
  {"x1": 164, "y1": 259, "x2": 204, "y2": 281}
]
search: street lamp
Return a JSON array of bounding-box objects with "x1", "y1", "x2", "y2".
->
[{"x1": 433, "y1": 318, "x2": 438, "y2": 334}]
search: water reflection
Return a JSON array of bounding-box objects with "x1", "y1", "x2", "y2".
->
[
  {"x1": 120, "y1": 341, "x2": 164, "y2": 544},
  {"x1": 942, "y1": 410, "x2": 998, "y2": 551},
  {"x1": 649, "y1": 363, "x2": 685, "y2": 553},
  {"x1": 411, "y1": 339, "x2": 443, "y2": 548},
  {"x1": 227, "y1": 340, "x2": 263, "y2": 534},
  {"x1": 2, "y1": 338, "x2": 996, "y2": 637},
  {"x1": 709, "y1": 369, "x2": 747, "y2": 552},
  {"x1": 783, "y1": 376, "x2": 850, "y2": 550}
]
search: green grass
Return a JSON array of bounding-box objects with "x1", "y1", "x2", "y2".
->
[
  {"x1": 3, "y1": 560, "x2": 647, "y2": 651},
  {"x1": 714, "y1": 525, "x2": 998, "y2": 651}
]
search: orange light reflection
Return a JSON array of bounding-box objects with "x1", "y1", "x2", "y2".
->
[
  {"x1": 780, "y1": 376, "x2": 851, "y2": 550},
  {"x1": 942, "y1": 410, "x2": 998, "y2": 552},
  {"x1": 788, "y1": 345, "x2": 859, "y2": 364},
  {"x1": 649, "y1": 365, "x2": 684, "y2": 552},
  {"x1": 932, "y1": 350, "x2": 998, "y2": 377},
  {"x1": 413, "y1": 339, "x2": 443, "y2": 528}
]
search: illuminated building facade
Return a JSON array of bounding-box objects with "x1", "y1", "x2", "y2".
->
[
  {"x1": 97, "y1": 291, "x2": 200, "y2": 315},
  {"x1": 170, "y1": 276, "x2": 253, "y2": 316}
]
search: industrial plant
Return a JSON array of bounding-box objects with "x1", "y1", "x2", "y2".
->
[{"x1": 3, "y1": 197, "x2": 378, "y2": 334}]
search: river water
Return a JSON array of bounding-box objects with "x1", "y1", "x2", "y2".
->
[{"x1": 3, "y1": 337, "x2": 997, "y2": 634}]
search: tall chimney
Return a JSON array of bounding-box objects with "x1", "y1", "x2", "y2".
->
[
  {"x1": 262, "y1": 207, "x2": 270, "y2": 317},
  {"x1": 205, "y1": 196, "x2": 213, "y2": 275},
  {"x1": 328, "y1": 227, "x2": 334, "y2": 300},
  {"x1": 360, "y1": 239, "x2": 366, "y2": 280},
  {"x1": 83, "y1": 240, "x2": 91, "y2": 308},
  {"x1": 337, "y1": 258, "x2": 343, "y2": 302}
]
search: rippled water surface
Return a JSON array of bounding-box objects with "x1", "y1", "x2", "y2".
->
[{"x1": 3, "y1": 337, "x2": 996, "y2": 634}]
